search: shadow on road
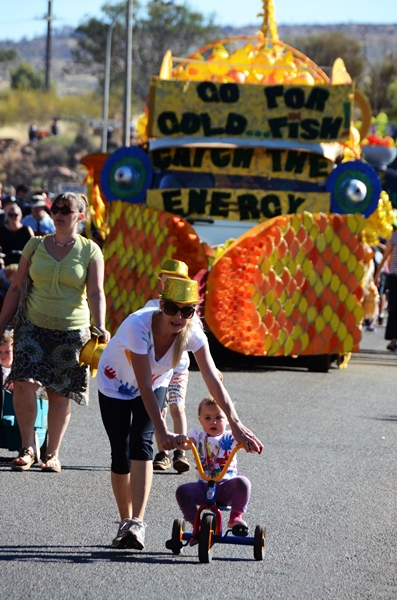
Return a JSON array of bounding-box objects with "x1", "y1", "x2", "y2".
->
[
  {"x1": 0, "y1": 456, "x2": 110, "y2": 472},
  {"x1": 0, "y1": 545, "x2": 252, "y2": 564},
  {"x1": 369, "y1": 415, "x2": 397, "y2": 422}
]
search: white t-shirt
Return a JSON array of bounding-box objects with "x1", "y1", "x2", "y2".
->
[
  {"x1": 188, "y1": 428, "x2": 239, "y2": 481},
  {"x1": 97, "y1": 306, "x2": 207, "y2": 400}
]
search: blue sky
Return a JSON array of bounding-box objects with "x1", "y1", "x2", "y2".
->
[{"x1": 2, "y1": 0, "x2": 396, "y2": 42}]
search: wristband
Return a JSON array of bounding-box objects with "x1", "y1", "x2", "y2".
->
[{"x1": 96, "y1": 323, "x2": 105, "y2": 328}]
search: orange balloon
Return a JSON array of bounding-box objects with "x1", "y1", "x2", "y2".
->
[
  {"x1": 322, "y1": 245, "x2": 333, "y2": 265},
  {"x1": 305, "y1": 287, "x2": 317, "y2": 307},
  {"x1": 294, "y1": 268, "x2": 304, "y2": 288},
  {"x1": 346, "y1": 273, "x2": 357, "y2": 292},
  {"x1": 329, "y1": 335, "x2": 340, "y2": 352},
  {"x1": 263, "y1": 311, "x2": 275, "y2": 331},
  {"x1": 302, "y1": 236, "x2": 314, "y2": 254},
  {"x1": 332, "y1": 214, "x2": 344, "y2": 233},
  {"x1": 316, "y1": 214, "x2": 328, "y2": 233},
  {"x1": 352, "y1": 326, "x2": 362, "y2": 344},
  {"x1": 338, "y1": 224, "x2": 350, "y2": 244},
  {"x1": 355, "y1": 244, "x2": 365, "y2": 262},
  {"x1": 330, "y1": 255, "x2": 341, "y2": 274},
  {"x1": 347, "y1": 236, "x2": 358, "y2": 253},
  {"x1": 312, "y1": 337, "x2": 324, "y2": 354},
  {"x1": 329, "y1": 293, "x2": 339, "y2": 310},
  {"x1": 344, "y1": 311, "x2": 356, "y2": 332},
  {"x1": 314, "y1": 256, "x2": 325, "y2": 276},
  {"x1": 339, "y1": 264, "x2": 349, "y2": 284},
  {"x1": 226, "y1": 69, "x2": 246, "y2": 83}
]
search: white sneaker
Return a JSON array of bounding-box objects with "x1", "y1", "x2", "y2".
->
[
  {"x1": 123, "y1": 517, "x2": 147, "y2": 550},
  {"x1": 111, "y1": 518, "x2": 134, "y2": 548}
]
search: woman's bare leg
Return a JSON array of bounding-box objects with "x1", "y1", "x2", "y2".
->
[
  {"x1": 111, "y1": 472, "x2": 132, "y2": 520},
  {"x1": 45, "y1": 389, "x2": 71, "y2": 457},
  {"x1": 130, "y1": 460, "x2": 153, "y2": 521}
]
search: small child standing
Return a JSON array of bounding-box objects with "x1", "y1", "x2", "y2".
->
[
  {"x1": 147, "y1": 259, "x2": 192, "y2": 473},
  {"x1": 176, "y1": 395, "x2": 251, "y2": 536},
  {"x1": 0, "y1": 329, "x2": 14, "y2": 389}
]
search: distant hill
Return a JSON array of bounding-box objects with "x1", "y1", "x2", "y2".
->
[
  {"x1": 0, "y1": 23, "x2": 396, "y2": 95},
  {"x1": 226, "y1": 23, "x2": 397, "y2": 65}
]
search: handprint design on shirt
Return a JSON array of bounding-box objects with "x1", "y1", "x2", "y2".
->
[{"x1": 103, "y1": 365, "x2": 138, "y2": 397}]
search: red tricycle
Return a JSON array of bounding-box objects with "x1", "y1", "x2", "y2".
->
[{"x1": 165, "y1": 439, "x2": 266, "y2": 563}]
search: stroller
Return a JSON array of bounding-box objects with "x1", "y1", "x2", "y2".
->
[{"x1": 0, "y1": 369, "x2": 49, "y2": 458}]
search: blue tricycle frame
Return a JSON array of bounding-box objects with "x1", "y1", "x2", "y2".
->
[{"x1": 165, "y1": 440, "x2": 266, "y2": 563}]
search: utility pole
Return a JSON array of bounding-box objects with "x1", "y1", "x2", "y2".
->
[
  {"x1": 102, "y1": 10, "x2": 122, "y2": 153},
  {"x1": 44, "y1": 0, "x2": 53, "y2": 91},
  {"x1": 123, "y1": 0, "x2": 133, "y2": 147}
]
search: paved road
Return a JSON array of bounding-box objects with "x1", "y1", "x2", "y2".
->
[{"x1": 1, "y1": 325, "x2": 396, "y2": 600}]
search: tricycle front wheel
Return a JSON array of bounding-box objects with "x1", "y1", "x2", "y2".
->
[{"x1": 198, "y1": 514, "x2": 215, "y2": 563}]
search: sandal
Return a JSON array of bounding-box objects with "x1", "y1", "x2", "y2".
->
[
  {"x1": 11, "y1": 447, "x2": 37, "y2": 471},
  {"x1": 41, "y1": 454, "x2": 62, "y2": 473}
]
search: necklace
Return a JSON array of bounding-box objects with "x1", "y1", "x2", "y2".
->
[{"x1": 53, "y1": 235, "x2": 76, "y2": 247}]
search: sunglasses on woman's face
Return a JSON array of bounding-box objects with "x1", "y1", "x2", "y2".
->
[
  {"x1": 162, "y1": 301, "x2": 196, "y2": 319},
  {"x1": 50, "y1": 205, "x2": 76, "y2": 216},
  {"x1": 7, "y1": 212, "x2": 19, "y2": 217}
]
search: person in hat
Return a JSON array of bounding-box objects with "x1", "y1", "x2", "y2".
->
[
  {"x1": 146, "y1": 259, "x2": 192, "y2": 473},
  {"x1": 22, "y1": 192, "x2": 55, "y2": 235},
  {"x1": 97, "y1": 277, "x2": 263, "y2": 551}
]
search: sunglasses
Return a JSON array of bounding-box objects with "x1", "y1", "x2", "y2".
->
[
  {"x1": 162, "y1": 301, "x2": 196, "y2": 319},
  {"x1": 51, "y1": 205, "x2": 76, "y2": 216},
  {"x1": 7, "y1": 212, "x2": 19, "y2": 217}
]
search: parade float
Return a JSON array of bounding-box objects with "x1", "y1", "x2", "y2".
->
[{"x1": 81, "y1": 0, "x2": 395, "y2": 371}]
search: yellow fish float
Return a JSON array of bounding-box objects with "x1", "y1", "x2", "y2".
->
[{"x1": 82, "y1": 0, "x2": 395, "y2": 372}]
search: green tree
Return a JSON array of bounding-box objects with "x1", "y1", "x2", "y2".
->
[
  {"x1": 0, "y1": 47, "x2": 19, "y2": 81},
  {"x1": 388, "y1": 79, "x2": 397, "y2": 122},
  {"x1": 72, "y1": 2, "x2": 126, "y2": 96},
  {"x1": 72, "y1": 1, "x2": 221, "y2": 100},
  {"x1": 286, "y1": 31, "x2": 365, "y2": 84},
  {"x1": 363, "y1": 52, "x2": 397, "y2": 116},
  {"x1": 10, "y1": 62, "x2": 45, "y2": 90},
  {"x1": 131, "y1": 1, "x2": 221, "y2": 98}
]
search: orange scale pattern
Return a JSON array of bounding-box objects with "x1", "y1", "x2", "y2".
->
[
  {"x1": 104, "y1": 202, "x2": 208, "y2": 334},
  {"x1": 205, "y1": 213, "x2": 365, "y2": 357}
]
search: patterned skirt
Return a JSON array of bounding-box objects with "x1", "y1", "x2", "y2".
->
[{"x1": 6, "y1": 320, "x2": 91, "y2": 405}]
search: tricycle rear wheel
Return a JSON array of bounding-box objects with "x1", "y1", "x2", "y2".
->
[
  {"x1": 253, "y1": 524, "x2": 266, "y2": 561},
  {"x1": 170, "y1": 518, "x2": 185, "y2": 555}
]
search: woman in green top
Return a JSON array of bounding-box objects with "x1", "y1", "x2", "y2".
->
[{"x1": 0, "y1": 193, "x2": 111, "y2": 472}]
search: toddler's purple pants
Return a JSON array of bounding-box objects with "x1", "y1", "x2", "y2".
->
[{"x1": 176, "y1": 476, "x2": 251, "y2": 521}]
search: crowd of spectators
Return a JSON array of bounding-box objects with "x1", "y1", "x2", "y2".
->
[{"x1": 0, "y1": 184, "x2": 58, "y2": 308}]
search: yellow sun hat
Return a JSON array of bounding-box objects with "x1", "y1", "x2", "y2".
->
[
  {"x1": 158, "y1": 259, "x2": 190, "y2": 280},
  {"x1": 160, "y1": 277, "x2": 199, "y2": 304}
]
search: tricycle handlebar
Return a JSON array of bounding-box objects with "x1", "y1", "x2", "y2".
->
[{"x1": 184, "y1": 438, "x2": 244, "y2": 482}]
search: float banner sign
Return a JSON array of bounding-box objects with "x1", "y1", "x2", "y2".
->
[
  {"x1": 150, "y1": 147, "x2": 333, "y2": 182},
  {"x1": 146, "y1": 188, "x2": 330, "y2": 222},
  {"x1": 149, "y1": 78, "x2": 353, "y2": 143}
]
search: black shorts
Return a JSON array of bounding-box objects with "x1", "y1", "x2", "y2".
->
[{"x1": 99, "y1": 388, "x2": 167, "y2": 474}]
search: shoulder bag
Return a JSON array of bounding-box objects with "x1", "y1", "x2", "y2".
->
[{"x1": 11, "y1": 236, "x2": 41, "y2": 331}]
